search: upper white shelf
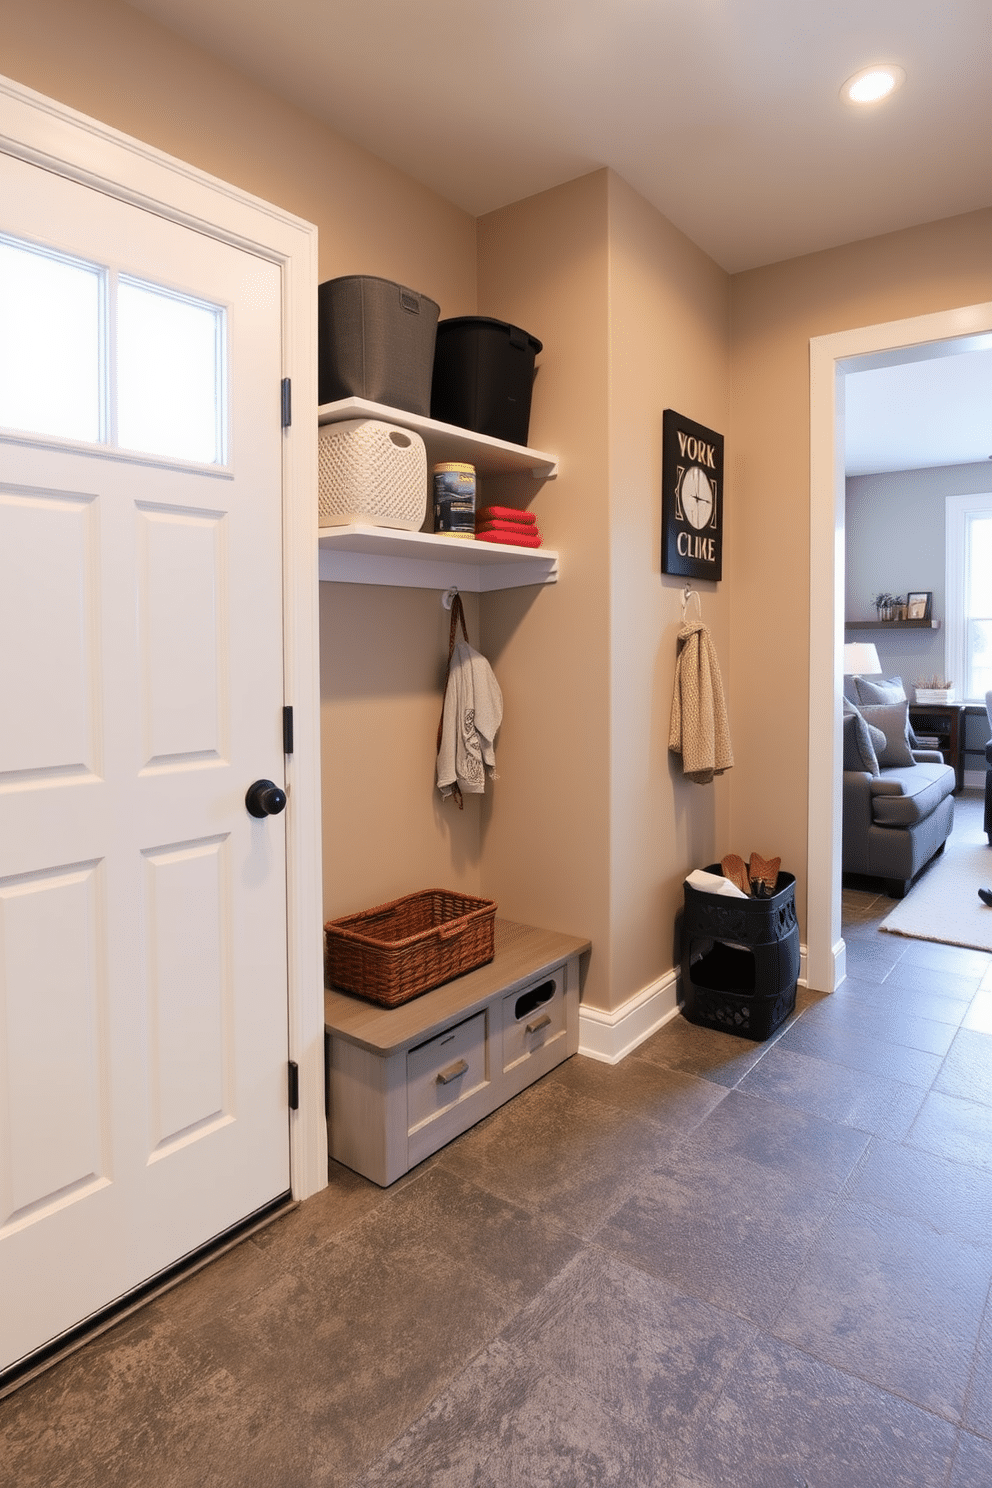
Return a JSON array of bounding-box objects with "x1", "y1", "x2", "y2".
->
[
  {"x1": 318, "y1": 524, "x2": 558, "y2": 591},
  {"x1": 317, "y1": 396, "x2": 559, "y2": 480}
]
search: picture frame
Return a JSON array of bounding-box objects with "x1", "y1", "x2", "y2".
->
[{"x1": 906, "y1": 591, "x2": 932, "y2": 621}]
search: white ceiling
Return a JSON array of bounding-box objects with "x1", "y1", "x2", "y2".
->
[
  {"x1": 128, "y1": 0, "x2": 991, "y2": 275},
  {"x1": 845, "y1": 347, "x2": 992, "y2": 477}
]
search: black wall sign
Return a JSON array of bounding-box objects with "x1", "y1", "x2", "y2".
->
[{"x1": 661, "y1": 409, "x2": 724, "y2": 582}]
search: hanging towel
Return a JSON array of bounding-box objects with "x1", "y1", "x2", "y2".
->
[
  {"x1": 437, "y1": 639, "x2": 503, "y2": 805},
  {"x1": 668, "y1": 618, "x2": 734, "y2": 784}
]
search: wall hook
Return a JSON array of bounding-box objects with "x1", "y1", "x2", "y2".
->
[
  {"x1": 681, "y1": 585, "x2": 701, "y2": 621},
  {"x1": 441, "y1": 586, "x2": 459, "y2": 610}
]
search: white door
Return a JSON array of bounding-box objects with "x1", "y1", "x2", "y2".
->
[{"x1": 0, "y1": 151, "x2": 291, "y2": 1372}]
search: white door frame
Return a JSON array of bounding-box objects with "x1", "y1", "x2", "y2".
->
[
  {"x1": 0, "y1": 74, "x2": 326, "y2": 1200},
  {"x1": 807, "y1": 300, "x2": 992, "y2": 995}
]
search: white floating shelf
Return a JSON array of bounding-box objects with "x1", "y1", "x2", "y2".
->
[
  {"x1": 317, "y1": 397, "x2": 558, "y2": 480},
  {"x1": 318, "y1": 524, "x2": 558, "y2": 591}
]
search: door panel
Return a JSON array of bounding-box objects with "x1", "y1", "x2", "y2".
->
[
  {"x1": 0, "y1": 485, "x2": 100, "y2": 778},
  {"x1": 143, "y1": 835, "x2": 232, "y2": 1152},
  {"x1": 0, "y1": 861, "x2": 108, "y2": 1230},
  {"x1": 0, "y1": 152, "x2": 290, "y2": 1372},
  {"x1": 136, "y1": 504, "x2": 227, "y2": 766}
]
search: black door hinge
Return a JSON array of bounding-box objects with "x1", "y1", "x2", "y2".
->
[
  {"x1": 281, "y1": 378, "x2": 292, "y2": 428},
  {"x1": 282, "y1": 705, "x2": 294, "y2": 755},
  {"x1": 288, "y1": 1060, "x2": 300, "y2": 1111}
]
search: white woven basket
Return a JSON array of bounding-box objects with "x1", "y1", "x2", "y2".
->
[{"x1": 318, "y1": 418, "x2": 427, "y2": 530}]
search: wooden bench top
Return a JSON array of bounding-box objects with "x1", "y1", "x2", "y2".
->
[{"x1": 324, "y1": 918, "x2": 590, "y2": 1055}]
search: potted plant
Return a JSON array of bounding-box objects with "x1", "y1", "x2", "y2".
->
[{"x1": 874, "y1": 592, "x2": 894, "y2": 621}]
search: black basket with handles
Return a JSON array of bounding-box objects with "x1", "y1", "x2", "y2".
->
[
  {"x1": 680, "y1": 866, "x2": 799, "y2": 1041},
  {"x1": 431, "y1": 316, "x2": 542, "y2": 447}
]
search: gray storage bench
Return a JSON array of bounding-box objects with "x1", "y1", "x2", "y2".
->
[{"x1": 324, "y1": 918, "x2": 589, "y2": 1186}]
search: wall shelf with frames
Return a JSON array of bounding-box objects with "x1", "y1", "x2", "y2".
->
[{"x1": 844, "y1": 619, "x2": 941, "y2": 631}]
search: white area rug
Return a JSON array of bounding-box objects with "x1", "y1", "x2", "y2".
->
[{"x1": 881, "y1": 799, "x2": 992, "y2": 952}]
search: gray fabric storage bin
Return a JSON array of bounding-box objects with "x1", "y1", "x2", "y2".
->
[{"x1": 318, "y1": 276, "x2": 440, "y2": 415}]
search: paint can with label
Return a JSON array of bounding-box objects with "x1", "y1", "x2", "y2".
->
[{"x1": 433, "y1": 462, "x2": 476, "y2": 538}]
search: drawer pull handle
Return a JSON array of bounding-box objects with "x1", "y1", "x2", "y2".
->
[
  {"x1": 526, "y1": 1014, "x2": 552, "y2": 1035},
  {"x1": 437, "y1": 1059, "x2": 469, "y2": 1086}
]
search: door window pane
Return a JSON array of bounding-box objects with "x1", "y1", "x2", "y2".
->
[
  {"x1": 0, "y1": 236, "x2": 103, "y2": 443},
  {"x1": 117, "y1": 279, "x2": 226, "y2": 465}
]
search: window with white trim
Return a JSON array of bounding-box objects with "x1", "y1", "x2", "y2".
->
[{"x1": 945, "y1": 491, "x2": 992, "y2": 703}]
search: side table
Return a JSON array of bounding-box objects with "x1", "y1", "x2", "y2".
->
[{"x1": 907, "y1": 702, "x2": 965, "y2": 793}]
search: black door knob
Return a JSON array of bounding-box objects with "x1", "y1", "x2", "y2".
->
[{"x1": 245, "y1": 779, "x2": 287, "y2": 818}]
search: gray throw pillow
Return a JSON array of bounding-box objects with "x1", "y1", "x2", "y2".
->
[
  {"x1": 866, "y1": 720, "x2": 886, "y2": 754},
  {"x1": 842, "y1": 710, "x2": 880, "y2": 775},
  {"x1": 853, "y1": 680, "x2": 920, "y2": 746},
  {"x1": 858, "y1": 700, "x2": 915, "y2": 767},
  {"x1": 855, "y1": 675, "x2": 906, "y2": 705}
]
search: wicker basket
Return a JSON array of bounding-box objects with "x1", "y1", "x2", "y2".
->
[{"x1": 324, "y1": 889, "x2": 497, "y2": 1007}]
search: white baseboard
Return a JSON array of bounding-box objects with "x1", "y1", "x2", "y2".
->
[
  {"x1": 964, "y1": 770, "x2": 986, "y2": 791},
  {"x1": 578, "y1": 970, "x2": 680, "y2": 1064},
  {"x1": 578, "y1": 944, "x2": 810, "y2": 1064}
]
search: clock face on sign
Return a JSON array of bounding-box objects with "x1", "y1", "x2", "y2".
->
[{"x1": 680, "y1": 465, "x2": 713, "y2": 530}]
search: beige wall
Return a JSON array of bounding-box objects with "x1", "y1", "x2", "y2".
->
[
  {"x1": 475, "y1": 173, "x2": 613, "y2": 1005},
  {"x1": 729, "y1": 208, "x2": 992, "y2": 960},
  {"x1": 474, "y1": 172, "x2": 733, "y2": 1013},
  {"x1": 605, "y1": 176, "x2": 731, "y2": 1002}
]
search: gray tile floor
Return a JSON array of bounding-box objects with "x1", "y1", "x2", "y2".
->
[{"x1": 4, "y1": 803, "x2": 992, "y2": 1486}]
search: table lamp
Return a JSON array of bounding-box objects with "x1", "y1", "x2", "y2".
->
[{"x1": 843, "y1": 642, "x2": 882, "y2": 677}]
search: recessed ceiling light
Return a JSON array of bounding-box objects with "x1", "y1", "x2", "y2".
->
[{"x1": 841, "y1": 64, "x2": 906, "y2": 106}]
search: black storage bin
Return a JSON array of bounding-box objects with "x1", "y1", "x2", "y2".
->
[
  {"x1": 680, "y1": 867, "x2": 800, "y2": 1041},
  {"x1": 318, "y1": 276, "x2": 440, "y2": 415},
  {"x1": 431, "y1": 316, "x2": 542, "y2": 447}
]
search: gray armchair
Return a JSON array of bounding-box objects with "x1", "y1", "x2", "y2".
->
[{"x1": 842, "y1": 676, "x2": 956, "y2": 898}]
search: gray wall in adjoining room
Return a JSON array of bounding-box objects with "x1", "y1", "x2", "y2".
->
[{"x1": 845, "y1": 461, "x2": 992, "y2": 691}]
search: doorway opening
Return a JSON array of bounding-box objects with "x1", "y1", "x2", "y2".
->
[{"x1": 806, "y1": 303, "x2": 992, "y2": 995}]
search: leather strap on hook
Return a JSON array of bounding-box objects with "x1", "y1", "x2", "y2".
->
[{"x1": 436, "y1": 593, "x2": 470, "y2": 808}]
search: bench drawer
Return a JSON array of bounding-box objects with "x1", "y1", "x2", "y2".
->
[
  {"x1": 407, "y1": 1010, "x2": 488, "y2": 1135},
  {"x1": 502, "y1": 971, "x2": 566, "y2": 1074}
]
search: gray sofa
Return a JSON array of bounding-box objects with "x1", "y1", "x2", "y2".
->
[{"x1": 842, "y1": 675, "x2": 956, "y2": 898}]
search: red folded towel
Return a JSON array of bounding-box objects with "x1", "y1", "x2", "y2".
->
[
  {"x1": 477, "y1": 520, "x2": 544, "y2": 542},
  {"x1": 476, "y1": 517, "x2": 541, "y2": 534},
  {"x1": 476, "y1": 505, "x2": 537, "y2": 526},
  {"x1": 476, "y1": 529, "x2": 543, "y2": 548}
]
